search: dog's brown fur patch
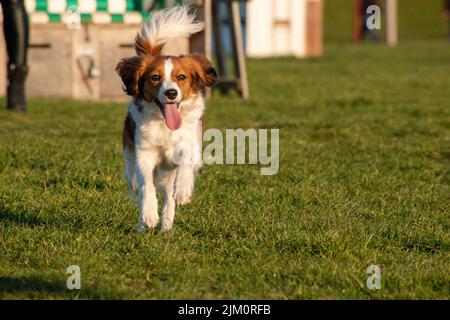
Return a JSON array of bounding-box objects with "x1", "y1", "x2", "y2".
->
[{"x1": 123, "y1": 112, "x2": 136, "y2": 153}]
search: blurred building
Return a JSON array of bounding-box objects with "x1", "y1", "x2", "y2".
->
[
  {"x1": 0, "y1": 0, "x2": 323, "y2": 101},
  {"x1": 246, "y1": 0, "x2": 323, "y2": 57}
]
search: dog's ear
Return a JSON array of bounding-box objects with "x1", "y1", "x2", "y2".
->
[
  {"x1": 184, "y1": 54, "x2": 218, "y2": 87},
  {"x1": 116, "y1": 56, "x2": 150, "y2": 96}
]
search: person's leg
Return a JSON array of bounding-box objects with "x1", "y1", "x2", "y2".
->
[
  {"x1": 2, "y1": 0, "x2": 29, "y2": 111},
  {"x1": 362, "y1": 13, "x2": 379, "y2": 43}
]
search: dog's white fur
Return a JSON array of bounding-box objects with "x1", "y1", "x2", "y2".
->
[
  {"x1": 138, "y1": 6, "x2": 204, "y2": 49},
  {"x1": 124, "y1": 7, "x2": 205, "y2": 232}
]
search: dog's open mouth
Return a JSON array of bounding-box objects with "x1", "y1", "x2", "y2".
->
[{"x1": 156, "y1": 99, "x2": 182, "y2": 131}]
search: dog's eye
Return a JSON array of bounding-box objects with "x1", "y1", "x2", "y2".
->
[
  {"x1": 151, "y1": 74, "x2": 161, "y2": 81},
  {"x1": 177, "y1": 74, "x2": 186, "y2": 81}
]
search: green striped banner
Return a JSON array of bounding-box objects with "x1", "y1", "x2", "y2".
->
[
  {"x1": 80, "y1": 13, "x2": 92, "y2": 23},
  {"x1": 28, "y1": 0, "x2": 145, "y2": 13},
  {"x1": 157, "y1": 0, "x2": 183, "y2": 9},
  {"x1": 126, "y1": 0, "x2": 135, "y2": 11},
  {"x1": 35, "y1": 0, "x2": 47, "y2": 11},
  {"x1": 66, "y1": 0, "x2": 77, "y2": 10},
  {"x1": 47, "y1": 13, "x2": 61, "y2": 22},
  {"x1": 27, "y1": 0, "x2": 178, "y2": 13},
  {"x1": 96, "y1": 0, "x2": 107, "y2": 11},
  {"x1": 25, "y1": 0, "x2": 168, "y2": 24},
  {"x1": 110, "y1": 14, "x2": 124, "y2": 23},
  {"x1": 29, "y1": 12, "x2": 151, "y2": 24}
]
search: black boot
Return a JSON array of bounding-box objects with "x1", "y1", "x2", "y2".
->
[{"x1": 7, "y1": 64, "x2": 28, "y2": 112}]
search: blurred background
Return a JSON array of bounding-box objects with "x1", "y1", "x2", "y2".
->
[
  {"x1": 0, "y1": 1, "x2": 449, "y2": 300},
  {"x1": 0, "y1": 0, "x2": 448, "y2": 103}
]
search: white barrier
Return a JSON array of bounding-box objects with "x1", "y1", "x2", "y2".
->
[{"x1": 246, "y1": 0, "x2": 322, "y2": 58}]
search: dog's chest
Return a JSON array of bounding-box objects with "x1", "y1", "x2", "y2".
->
[
  {"x1": 129, "y1": 98, "x2": 204, "y2": 165},
  {"x1": 137, "y1": 116, "x2": 200, "y2": 164}
]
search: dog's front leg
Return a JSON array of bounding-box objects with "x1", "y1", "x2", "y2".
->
[
  {"x1": 161, "y1": 169, "x2": 177, "y2": 231},
  {"x1": 136, "y1": 150, "x2": 159, "y2": 231},
  {"x1": 174, "y1": 164, "x2": 195, "y2": 205}
]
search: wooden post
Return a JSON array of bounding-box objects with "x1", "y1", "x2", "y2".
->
[
  {"x1": 228, "y1": 0, "x2": 249, "y2": 99},
  {"x1": 212, "y1": 0, "x2": 229, "y2": 94},
  {"x1": 189, "y1": 0, "x2": 248, "y2": 99},
  {"x1": 203, "y1": 0, "x2": 212, "y2": 64},
  {"x1": 203, "y1": 0, "x2": 212, "y2": 98},
  {"x1": 306, "y1": 0, "x2": 323, "y2": 57},
  {"x1": 386, "y1": 0, "x2": 398, "y2": 46},
  {"x1": 0, "y1": 10, "x2": 6, "y2": 97},
  {"x1": 190, "y1": 0, "x2": 213, "y2": 98},
  {"x1": 353, "y1": 0, "x2": 363, "y2": 43}
]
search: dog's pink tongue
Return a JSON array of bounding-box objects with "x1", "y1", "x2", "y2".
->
[{"x1": 164, "y1": 103, "x2": 182, "y2": 130}]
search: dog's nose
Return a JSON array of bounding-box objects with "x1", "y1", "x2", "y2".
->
[{"x1": 164, "y1": 89, "x2": 178, "y2": 100}]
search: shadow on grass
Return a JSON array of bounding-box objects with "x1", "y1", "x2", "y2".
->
[
  {"x1": 0, "y1": 206, "x2": 134, "y2": 234},
  {"x1": 0, "y1": 207, "x2": 85, "y2": 232},
  {"x1": 0, "y1": 209, "x2": 46, "y2": 227},
  {"x1": 0, "y1": 276, "x2": 64, "y2": 295},
  {"x1": 0, "y1": 276, "x2": 108, "y2": 299}
]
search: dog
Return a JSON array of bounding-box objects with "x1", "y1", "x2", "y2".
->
[{"x1": 116, "y1": 6, "x2": 217, "y2": 231}]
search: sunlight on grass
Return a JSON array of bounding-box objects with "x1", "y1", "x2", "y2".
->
[{"x1": 0, "y1": 43, "x2": 449, "y2": 299}]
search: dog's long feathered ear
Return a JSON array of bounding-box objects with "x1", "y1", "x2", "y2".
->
[
  {"x1": 115, "y1": 56, "x2": 150, "y2": 96},
  {"x1": 185, "y1": 53, "x2": 218, "y2": 87}
]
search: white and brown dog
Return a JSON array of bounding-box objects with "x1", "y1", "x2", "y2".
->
[{"x1": 116, "y1": 6, "x2": 217, "y2": 231}]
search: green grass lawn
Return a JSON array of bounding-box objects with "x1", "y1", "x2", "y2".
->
[
  {"x1": 0, "y1": 42, "x2": 449, "y2": 299},
  {"x1": 324, "y1": 0, "x2": 449, "y2": 43}
]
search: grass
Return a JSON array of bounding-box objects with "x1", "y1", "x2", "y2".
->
[
  {"x1": 0, "y1": 42, "x2": 449, "y2": 299},
  {"x1": 324, "y1": 0, "x2": 449, "y2": 43}
]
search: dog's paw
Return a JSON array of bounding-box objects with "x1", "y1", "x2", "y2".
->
[
  {"x1": 174, "y1": 183, "x2": 193, "y2": 205},
  {"x1": 175, "y1": 188, "x2": 193, "y2": 205},
  {"x1": 141, "y1": 211, "x2": 159, "y2": 229},
  {"x1": 160, "y1": 219, "x2": 173, "y2": 232}
]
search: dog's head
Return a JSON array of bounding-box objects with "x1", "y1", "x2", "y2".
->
[
  {"x1": 116, "y1": 6, "x2": 215, "y2": 130},
  {"x1": 116, "y1": 52, "x2": 217, "y2": 130}
]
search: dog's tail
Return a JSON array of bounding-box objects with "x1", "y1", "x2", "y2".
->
[{"x1": 135, "y1": 5, "x2": 203, "y2": 56}]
